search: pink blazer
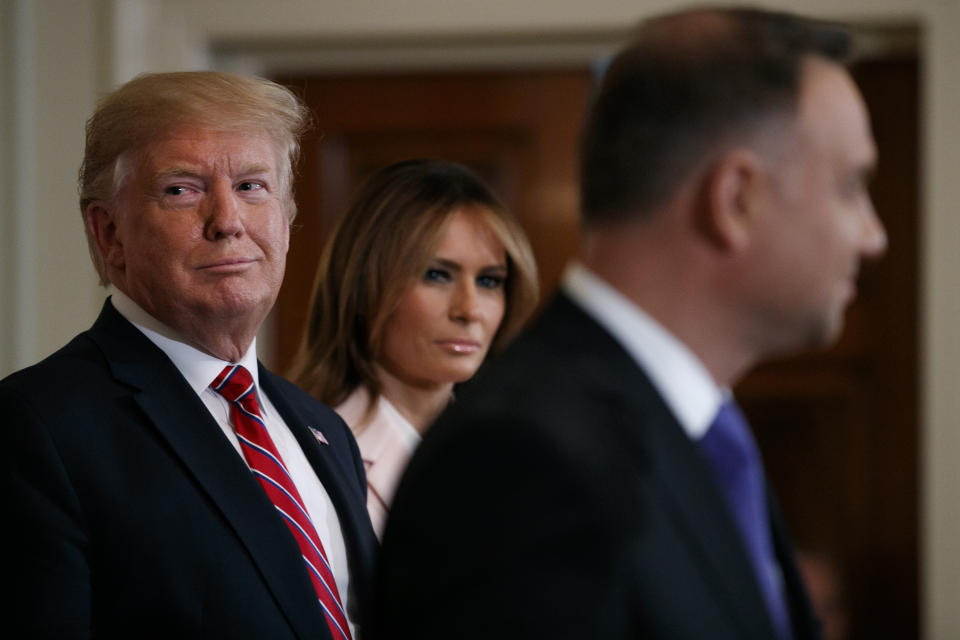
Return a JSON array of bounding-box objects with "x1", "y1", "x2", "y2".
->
[{"x1": 335, "y1": 387, "x2": 421, "y2": 538}]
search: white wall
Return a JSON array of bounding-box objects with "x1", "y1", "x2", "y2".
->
[
  {"x1": 2, "y1": 0, "x2": 106, "y2": 373},
  {"x1": 4, "y1": 0, "x2": 959, "y2": 636},
  {"x1": 921, "y1": 2, "x2": 960, "y2": 636}
]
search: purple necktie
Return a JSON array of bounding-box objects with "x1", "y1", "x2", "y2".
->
[{"x1": 700, "y1": 400, "x2": 792, "y2": 640}]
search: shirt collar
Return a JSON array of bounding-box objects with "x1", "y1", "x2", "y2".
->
[
  {"x1": 377, "y1": 394, "x2": 423, "y2": 452},
  {"x1": 109, "y1": 289, "x2": 260, "y2": 395},
  {"x1": 561, "y1": 262, "x2": 724, "y2": 440}
]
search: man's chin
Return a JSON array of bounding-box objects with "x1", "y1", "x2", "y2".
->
[
  {"x1": 766, "y1": 312, "x2": 846, "y2": 361},
  {"x1": 805, "y1": 311, "x2": 847, "y2": 352},
  {"x1": 202, "y1": 279, "x2": 278, "y2": 314},
  {"x1": 204, "y1": 295, "x2": 274, "y2": 321}
]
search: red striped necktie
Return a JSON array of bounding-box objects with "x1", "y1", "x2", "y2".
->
[{"x1": 212, "y1": 364, "x2": 352, "y2": 640}]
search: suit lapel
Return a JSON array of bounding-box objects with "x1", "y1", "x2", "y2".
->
[
  {"x1": 544, "y1": 294, "x2": 779, "y2": 640},
  {"x1": 88, "y1": 301, "x2": 330, "y2": 640}
]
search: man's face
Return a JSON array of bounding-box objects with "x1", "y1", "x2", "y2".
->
[
  {"x1": 102, "y1": 127, "x2": 290, "y2": 344},
  {"x1": 744, "y1": 57, "x2": 887, "y2": 353}
]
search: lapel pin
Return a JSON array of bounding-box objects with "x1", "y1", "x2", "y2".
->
[{"x1": 309, "y1": 427, "x2": 329, "y2": 445}]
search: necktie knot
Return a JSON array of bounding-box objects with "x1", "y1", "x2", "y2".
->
[
  {"x1": 212, "y1": 365, "x2": 258, "y2": 409},
  {"x1": 702, "y1": 400, "x2": 755, "y2": 478}
]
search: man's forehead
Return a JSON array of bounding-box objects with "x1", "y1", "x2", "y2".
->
[
  {"x1": 797, "y1": 57, "x2": 875, "y2": 161},
  {"x1": 136, "y1": 127, "x2": 283, "y2": 172}
]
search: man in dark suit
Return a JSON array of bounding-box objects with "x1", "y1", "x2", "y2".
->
[
  {"x1": 373, "y1": 7, "x2": 886, "y2": 640},
  {"x1": 3, "y1": 72, "x2": 376, "y2": 638}
]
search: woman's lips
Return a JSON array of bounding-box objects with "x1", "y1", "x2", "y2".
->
[{"x1": 436, "y1": 340, "x2": 481, "y2": 354}]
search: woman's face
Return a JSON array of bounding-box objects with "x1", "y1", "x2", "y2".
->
[{"x1": 377, "y1": 208, "x2": 508, "y2": 391}]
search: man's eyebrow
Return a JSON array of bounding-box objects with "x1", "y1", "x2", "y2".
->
[
  {"x1": 153, "y1": 167, "x2": 202, "y2": 181},
  {"x1": 151, "y1": 164, "x2": 275, "y2": 182},
  {"x1": 235, "y1": 163, "x2": 274, "y2": 177}
]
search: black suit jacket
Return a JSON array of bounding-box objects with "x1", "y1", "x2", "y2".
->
[
  {"x1": 3, "y1": 300, "x2": 377, "y2": 639},
  {"x1": 373, "y1": 293, "x2": 820, "y2": 639}
]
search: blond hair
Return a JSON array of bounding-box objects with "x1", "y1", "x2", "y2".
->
[
  {"x1": 289, "y1": 159, "x2": 539, "y2": 407},
  {"x1": 79, "y1": 71, "x2": 310, "y2": 284}
]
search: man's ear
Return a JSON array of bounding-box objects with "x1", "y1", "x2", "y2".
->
[
  {"x1": 700, "y1": 148, "x2": 766, "y2": 252},
  {"x1": 84, "y1": 202, "x2": 125, "y2": 272}
]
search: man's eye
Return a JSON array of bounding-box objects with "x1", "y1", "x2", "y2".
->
[
  {"x1": 238, "y1": 182, "x2": 263, "y2": 192},
  {"x1": 164, "y1": 186, "x2": 188, "y2": 196}
]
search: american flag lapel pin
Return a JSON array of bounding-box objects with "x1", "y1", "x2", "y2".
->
[{"x1": 309, "y1": 427, "x2": 329, "y2": 445}]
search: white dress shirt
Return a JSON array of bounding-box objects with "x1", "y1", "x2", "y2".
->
[
  {"x1": 561, "y1": 262, "x2": 726, "y2": 441},
  {"x1": 111, "y1": 290, "x2": 356, "y2": 637}
]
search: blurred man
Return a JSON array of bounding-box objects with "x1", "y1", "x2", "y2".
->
[
  {"x1": 4, "y1": 72, "x2": 376, "y2": 639},
  {"x1": 373, "y1": 7, "x2": 885, "y2": 640}
]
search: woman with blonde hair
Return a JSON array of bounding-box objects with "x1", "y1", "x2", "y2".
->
[{"x1": 290, "y1": 158, "x2": 539, "y2": 536}]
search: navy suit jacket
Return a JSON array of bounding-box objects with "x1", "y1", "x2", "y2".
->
[
  {"x1": 373, "y1": 292, "x2": 820, "y2": 639},
  {"x1": 3, "y1": 300, "x2": 377, "y2": 639}
]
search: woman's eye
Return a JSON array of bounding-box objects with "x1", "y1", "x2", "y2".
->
[
  {"x1": 477, "y1": 274, "x2": 505, "y2": 289},
  {"x1": 424, "y1": 268, "x2": 450, "y2": 283}
]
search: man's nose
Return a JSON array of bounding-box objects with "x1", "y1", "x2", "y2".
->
[
  {"x1": 860, "y1": 199, "x2": 888, "y2": 259},
  {"x1": 204, "y1": 183, "x2": 243, "y2": 240}
]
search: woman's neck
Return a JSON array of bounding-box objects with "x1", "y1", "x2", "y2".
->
[{"x1": 373, "y1": 365, "x2": 454, "y2": 434}]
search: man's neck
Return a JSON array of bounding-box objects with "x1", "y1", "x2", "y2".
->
[
  {"x1": 580, "y1": 229, "x2": 757, "y2": 389},
  {"x1": 109, "y1": 287, "x2": 259, "y2": 362},
  {"x1": 109, "y1": 288, "x2": 258, "y2": 364}
]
